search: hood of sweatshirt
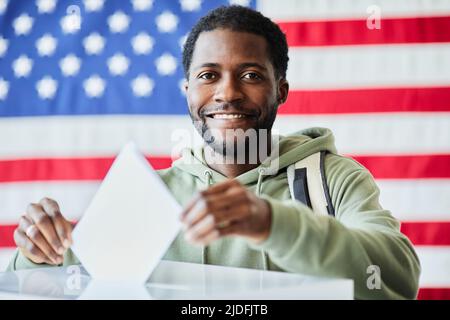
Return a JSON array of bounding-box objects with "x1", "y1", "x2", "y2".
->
[{"x1": 172, "y1": 127, "x2": 338, "y2": 187}]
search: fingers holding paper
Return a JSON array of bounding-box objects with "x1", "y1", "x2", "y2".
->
[
  {"x1": 180, "y1": 179, "x2": 272, "y2": 246},
  {"x1": 14, "y1": 197, "x2": 73, "y2": 265}
]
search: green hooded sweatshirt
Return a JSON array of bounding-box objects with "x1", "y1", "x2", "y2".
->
[{"x1": 7, "y1": 127, "x2": 421, "y2": 299}]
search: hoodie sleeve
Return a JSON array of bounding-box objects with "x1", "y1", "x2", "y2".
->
[
  {"x1": 6, "y1": 248, "x2": 80, "y2": 271},
  {"x1": 251, "y1": 154, "x2": 421, "y2": 300}
]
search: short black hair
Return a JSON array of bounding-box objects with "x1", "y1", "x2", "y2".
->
[{"x1": 182, "y1": 5, "x2": 289, "y2": 80}]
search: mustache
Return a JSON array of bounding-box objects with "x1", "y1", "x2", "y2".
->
[{"x1": 199, "y1": 102, "x2": 260, "y2": 118}]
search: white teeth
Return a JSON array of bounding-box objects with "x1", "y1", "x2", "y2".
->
[{"x1": 212, "y1": 114, "x2": 246, "y2": 119}]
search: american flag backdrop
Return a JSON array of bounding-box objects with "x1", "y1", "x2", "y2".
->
[{"x1": 0, "y1": 0, "x2": 450, "y2": 299}]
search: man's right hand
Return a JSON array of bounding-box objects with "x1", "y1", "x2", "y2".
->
[{"x1": 14, "y1": 197, "x2": 73, "y2": 265}]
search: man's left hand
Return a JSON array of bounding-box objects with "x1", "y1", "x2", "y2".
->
[{"x1": 180, "y1": 179, "x2": 272, "y2": 246}]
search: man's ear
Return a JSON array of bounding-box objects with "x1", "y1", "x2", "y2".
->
[{"x1": 277, "y1": 78, "x2": 289, "y2": 105}]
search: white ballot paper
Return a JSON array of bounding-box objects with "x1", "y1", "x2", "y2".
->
[{"x1": 71, "y1": 142, "x2": 182, "y2": 284}]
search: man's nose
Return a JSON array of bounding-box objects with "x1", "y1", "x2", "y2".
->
[{"x1": 214, "y1": 75, "x2": 244, "y2": 104}]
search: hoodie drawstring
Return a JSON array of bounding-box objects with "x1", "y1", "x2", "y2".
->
[
  {"x1": 256, "y1": 168, "x2": 265, "y2": 196},
  {"x1": 202, "y1": 170, "x2": 213, "y2": 265},
  {"x1": 204, "y1": 169, "x2": 212, "y2": 187},
  {"x1": 256, "y1": 168, "x2": 269, "y2": 271}
]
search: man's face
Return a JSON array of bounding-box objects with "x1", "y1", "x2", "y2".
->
[{"x1": 185, "y1": 28, "x2": 288, "y2": 156}]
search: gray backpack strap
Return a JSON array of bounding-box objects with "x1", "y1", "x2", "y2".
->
[{"x1": 287, "y1": 151, "x2": 335, "y2": 217}]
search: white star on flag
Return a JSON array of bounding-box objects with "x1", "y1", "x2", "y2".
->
[
  {"x1": 108, "y1": 11, "x2": 130, "y2": 33},
  {"x1": 83, "y1": 74, "x2": 106, "y2": 98},
  {"x1": 83, "y1": 32, "x2": 105, "y2": 55},
  {"x1": 36, "y1": 76, "x2": 58, "y2": 99},
  {"x1": 36, "y1": 33, "x2": 57, "y2": 56},
  {"x1": 229, "y1": 0, "x2": 251, "y2": 6},
  {"x1": 12, "y1": 55, "x2": 33, "y2": 78},
  {"x1": 131, "y1": 74, "x2": 154, "y2": 97},
  {"x1": 60, "y1": 9, "x2": 81, "y2": 34},
  {"x1": 131, "y1": 32, "x2": 154, "y2": 55},
  {"x1": 13, "y1": 14, "x2": 34, "y2": 36},
  {"x1": 132, "y1": 0, "x2": 153, "y2": 12},
  {"x1": 0, "y1": 36, "x2": 8, "y2": 57},
  {"x1": 155, "y1": 53, "x2": 177, "y2": 76},
  {"x1": 180, "y1": 0, "x2": 202, "y2": 12},
  {"x1": 156, "y1": 11, "x2": 179, "y2": 33},
  {"x1": 0, "y1": 78, "x2": 9, "y2": 100},
  {"x1": 178, "y1": 78, "x2": 187, "y2": 96},
  {"x1": 178, "y1": 34, "x2": 188, "y2": 50},
  {"x1": 107, "y1": 53, "x2": 130, "y2": 76},
  {"x1": 83, "y1": 0, "x2": 104, "y2": 12},
  {"x1": 59, "y1": 54, "x2": 81, "y2": 77},
  {"x1": 36, "y1": 0, "x2": 57, "y2": 14},
  {"x1": 0, "y1": 0, "x2": 8, "y2": 15}
]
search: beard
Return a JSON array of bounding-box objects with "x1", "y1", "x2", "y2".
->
[{"x1": 189, "y1": 101, "x2": 278, "y2": 160}]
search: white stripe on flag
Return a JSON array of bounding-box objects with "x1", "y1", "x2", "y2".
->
[
  {"x1": 258, "y1": 0, "x2": 450, "y2": 21},
  {"x1": 417, "y1": 246, "x2": 450, "y2": 287},
  {"x1": 0, "y1": 247, "x2": 448, "y2": 288},
  {"x1": 1, "y1": 114, "x2": 450, "y2": 158},
  {"x1": 0, "y1": 181, "x2": 99, "y2": 224},
  {"x1": 0, "y1": 249, "x2": 15, "y2": 271},
  {"x1": 0, "y1": 115, "x2": 196, "y2": 158},
  {"x1": 0, "y1": 238, "x2": 449, "y2": 287},
  {"x1": 287, "y1": 44, "x2": 450, "y2": 89},
  {"x1": 274, "y1": 113, "x2": 450, "y2": 155},
  {"x1": 0, "y1": 180, "x2": 449, "y2": 224},
  {"x1": 377, "y1": 180, "x2": 450, "y2": 221}
]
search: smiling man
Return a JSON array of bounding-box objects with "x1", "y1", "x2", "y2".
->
[{"x1": 8, "y1": 5, "x2": 420, "y2": 299}]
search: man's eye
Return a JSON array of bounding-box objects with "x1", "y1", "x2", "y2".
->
[
  {"x1": 199, "y1": 73, "x2": 216, "y2": 80},
  {"x1": 242, "y1": 72, "x2": 262, "y2": 80}
]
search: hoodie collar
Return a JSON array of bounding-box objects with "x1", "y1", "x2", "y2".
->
[{"x1": 172, "y1": 127, "x2": 337, "y2": 186}]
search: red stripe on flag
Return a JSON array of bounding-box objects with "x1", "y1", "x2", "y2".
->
[
  {"x1": 418, "y1": 288, "x2": 450, "y2": 300},
  {"x1": 0, "y1": 156, "x2": 173, "y2": 182},
  {"x1": 278, "y1": 16, "x2": 450, "y2": 47},
  {"x1": 350, "y1": 154, "x2": 450, "y2": 179},
  {"x1": 279, "y1": 87, "x2": 450, "y2": 114},
  {"x1": 0, "y1": 154, "x2": 448, "y2": 183},
  {"x1": 1, "y1": 222, "x2": 450, "y2": 247},
  {"x1": 0, "y1": 225, "x2": 16, "y2": 247},
  {"x1": 401, "y1": 222, "x2": 450, "y2": 246}
]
